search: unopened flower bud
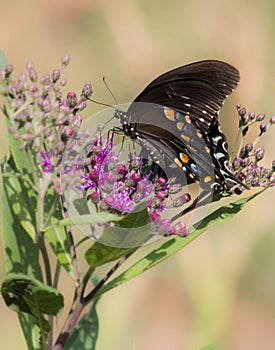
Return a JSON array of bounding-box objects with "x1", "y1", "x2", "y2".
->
[
  {"x1": 150, "y1": 211, "x2": 160, "y2": 222},
  {"x1": 131, "y1": 173, "x2": 141, "y2": 182},
  {"x1": 42, "y1": 98, "x2": 51, "y2": 113},
  {"x1": 66, "y1": 92, "x2": 78, "y2": 108},
  {"x1": 61, "y1": 54, "x2": 70, "y2": 66},
  {"x1": 256, "y1": 113, "x2": 265, "y2": 122},
  {"x1": 81, "y1": 83, "x2": 93, "y2": 99},
  {"x1": 5, "y1": 64, "x2": 14, "y2": 77},
  {"x1": 234, "y1": 186, "x2": 244, "y2": 195},
  {"x1": 173, "y1": 193, "x2": 191, "y2": 207},
  {"x1": 159, "y1": 219, "x2": 171, "y2": 233},
  {"x1": 117, "y1": 164, "x2": 127, "y2": 174},
  {"x1": 28, "y1": 68, "x2": 37, "y2": 82},
  {"x1": 156, "y1": 191, "x2": 168, "y2": 200},
  {"x1": 41, "y1": 74, "x2": 51, "y2": 85},
  {"x1": 241, "y1": 157, "x2": 250, "y2": 167},
  {"x1": 51, "y1": 69, "x2": 61, "y2": 83},
  {"x1": 259, "y1": 122, "x2": 267, "y2": 135},
  {"x1": 60, "y1": 78, "x2": 67, "y2": 86},
  {"x1": 157, "y1": 177, "x2": 167, "y2": 186},
  {"x1": 91, "y1": 191, "x2": 100, "y2": 203},
  {"x1": 169, "y1": 183, "x2": 182, "y2": 194},
  {"x1": 173, "y1": 221, "x2": 189, "y2": 237},
  {"x1": 72, "y1": 114, "x2": 82, "y2": 128},
  {"x1": 240, "y1": 143, "x2": 252, "y2": 158},
  {"x1": 255, "y1": 147, "x2": 265, "y2": 162},
  {"x1": 238, "y1": 107, "x2": 246, "y2": 118},
  {"x1": 75, "y1": 101, "x2": 87, "y2": 112},
  {"x1": 232, "y1": 156, "x2": 241, "y2": 170},
  {"x1": 248, "y1": 110, "x2": 255, "y2": 120}
]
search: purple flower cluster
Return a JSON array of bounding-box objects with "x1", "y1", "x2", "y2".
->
[
  {"x1": 79, "y1": 136, "x2": 190, "y2": 237},
  {"x1": 0, "y1": 56, "x2": 92, "y2": 180},
  {"x1": 230, "y1": 104, "x2": 275, "y2": 192}
]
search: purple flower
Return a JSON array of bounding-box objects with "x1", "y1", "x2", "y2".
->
[
  {"x1": 104, "y1": 190, "x2": 134, "y2": 213},
  {"x1": 40, "y1": 151, "x2": 52, "y2": 173}
]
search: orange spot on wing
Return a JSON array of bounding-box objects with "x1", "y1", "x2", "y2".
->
[
  {"x1": 185, "y1": 115, "x2": 192, "y2": 123},
  {"x1": 204, "y1": 176, "x2": 212, "y2": 183},
  {"x1": 177, "y1": 122, "x2": 184, "y2": 130},
  {"x1": 165, "y1": 109, "x2": 175, "y2": 121},
  {"x1": 181, "y1": 134, "x2": 191, "y2": 142},
  {"x1": 174, "y1": 158, "x2": 182, "y2": 168},
  {"x1": 180, "y1": 153, "x2": 189, "y2": 163}
]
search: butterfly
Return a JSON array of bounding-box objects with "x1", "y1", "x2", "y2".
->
[{"x1": 114, "y1": 60, "x2": 245, "y2": 212}]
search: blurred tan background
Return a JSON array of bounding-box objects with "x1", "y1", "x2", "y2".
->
[{"x1": 1, "y1": 0, "x2": 275, "y2": 349}]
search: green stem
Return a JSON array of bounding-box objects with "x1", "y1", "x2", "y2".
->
[
  {"x1": 54, "y1": 250, "x2": 135, "y2": 349},
  {"x1": 44, "y1": 192, "x2": 60, "y2": 228},
  {"x1": 53, "y1": 269, "x2": 92, "y2": 350},
  {"x1": 53, "y1": 297, "x2": 85, "y2": 350},
  {"x1": 82, "y1": 251, "x2": 135, "y2": 304},
  {"x1": 53, "y1": 261, "x2": 61, "y2": 290},
  {"x1": 35, "y1": 170, "x2": 54, "y2": 348}
]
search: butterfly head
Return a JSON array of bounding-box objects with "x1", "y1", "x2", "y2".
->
[
  {"x1": 114, "y1": 109, "x2": 133, "y2": 136},
  {"x1": 114, "y1": 109, "x2": 126, "y2": 124}
]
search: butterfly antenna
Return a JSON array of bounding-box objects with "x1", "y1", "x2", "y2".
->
[
  {"x1": 103, "y1": 76, "x2": 118, "y2": 105},
  {"x1": 87, "y1": 97, "x2": 115, "y2": 110}
]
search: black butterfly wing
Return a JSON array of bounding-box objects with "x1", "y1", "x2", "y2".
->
[
  {"x1": 129, "y1": 106, "x2": 220, "y2": 188},
  {"x1": 126, "y1": 60, "x2": 241, "y2": 189},
  {"x1": 128, "y1": 60, "x2": 239, "y2": 130}
]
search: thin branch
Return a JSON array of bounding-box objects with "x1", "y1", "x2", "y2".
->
[
  {"x1": 61, "y1": 197, "x2": 81, "y2": 285},
  {"x1": 82, "y1": 250, "x2": 135, "y2": 304}
]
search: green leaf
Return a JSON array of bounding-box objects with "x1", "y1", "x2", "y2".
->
[
  {"x1": 1, "y1": 156, "x2": 41, "y2": 277},
  {"x1": 45, "y1": 226, "x2": 75, "y2": 279},
  {"x1": 44, "y1": 190, "x2": 75, "y2": 279},
  {"x1": 64, "y1": 298, "x2": 100, "y2": 350},
  {"x1": 85, "y1": 205, "x2": 151, "y2": 270},
  {"x1": 45, "y1": 212, "x2": 122, "y2": 231},
  {"x1": 85, "y1": 242, "x2": 135, "y2": 271},
  {"x1": 1, "y1": 273, "x2": 64, "y2": 315},
  {"x1": 18, "y1": 313, "x2": 41, "y2": 350},
  {"x1": 1, "y1": 273, "x2": 64, "y2": 349},
  {"x1": 94, "y1": 190, "x2": 263, "y2": 297},
  {"x1": 3, "y1": 113, "x2": 34, "y2": 174},
  {"x1": 1, "y1": 273, "x2": 64, "y2": 328},
  {"x1": 1, "y1": 156, "x2": 37, "y2": 242},
  {"x1": 1, "y1": 156, "x2": 43, "y2": 350},
  {"x1": 0, "y1": 48, "x2": 7, "y2": 69}
]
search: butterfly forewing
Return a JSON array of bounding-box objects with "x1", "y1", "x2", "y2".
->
[{"x1": 129, "y1": 60, "x2": 240, "y2": 131}]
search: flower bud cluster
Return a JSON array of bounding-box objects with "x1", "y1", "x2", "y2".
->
[
  {"x1": 0, "y1": 56, "x2": 93, "y2": 179},
  {"x1": 231, "y1": 104, "x2": 275, "y2": 190}
]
